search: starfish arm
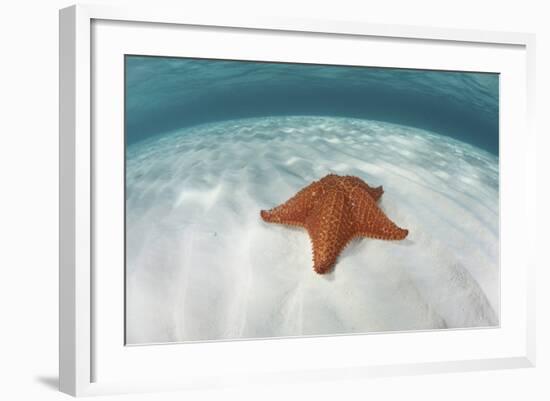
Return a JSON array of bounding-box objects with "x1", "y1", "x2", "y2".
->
[
  {"x1": 260, "y1": 179, "x2": 325, "y2": 227},
  {"x1": 351, "y1": 190, "x2": 408, "y2": 240},
  {"x1": 305, "y1": 189, "x2": 355, "y2": 274},
  {"x1": 367, "y1": 185, "x2": 384, "y2": 202},
  {"x1": 343, "y1": 175, "x2": 384, "y2": 202}
]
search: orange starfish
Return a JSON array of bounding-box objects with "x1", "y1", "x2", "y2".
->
[{"x1": 260, "y1": 174, "x2": 408, "y2": 274}]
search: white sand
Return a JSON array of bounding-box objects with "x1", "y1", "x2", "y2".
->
[{"x1": 125, "y1": 116, "x2": 499, "y2": 344}]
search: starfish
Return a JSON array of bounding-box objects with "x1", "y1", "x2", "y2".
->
[{"x1": 260, "y1": 174, "x2": 408, "y2": 274}]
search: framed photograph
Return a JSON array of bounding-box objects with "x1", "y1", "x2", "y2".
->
[{"x1": 59, "y1": 4, "x2": 536, "y2": 396}]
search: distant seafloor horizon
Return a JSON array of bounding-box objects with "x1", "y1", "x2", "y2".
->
[
  {"x1": 124, "y1": 56, "x2": 499, "y2": 345},
  {"x1": 125, "y1": 55, "x2": 499, "y2": 155}
]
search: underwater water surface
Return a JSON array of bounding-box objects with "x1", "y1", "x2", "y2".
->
[{"x1": 124, "y1": 56, "x2": 499, "y2": 344}]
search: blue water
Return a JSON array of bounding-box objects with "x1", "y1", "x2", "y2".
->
[{"x1": 125, "y1": 55, "x2": 499, "y2": 155}]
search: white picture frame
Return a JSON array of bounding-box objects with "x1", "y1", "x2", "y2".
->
[{"x1": 59, "y1": 3, "x2": 536, "y2": 397}]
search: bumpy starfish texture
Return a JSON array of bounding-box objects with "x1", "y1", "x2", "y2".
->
[{"x1": 260, "y1": 174, "x2": 408, "y2": 274}]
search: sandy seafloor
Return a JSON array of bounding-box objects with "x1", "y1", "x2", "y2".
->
[{"x1": 125, "y1": 116, "x2": 499, "y2": 344}]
